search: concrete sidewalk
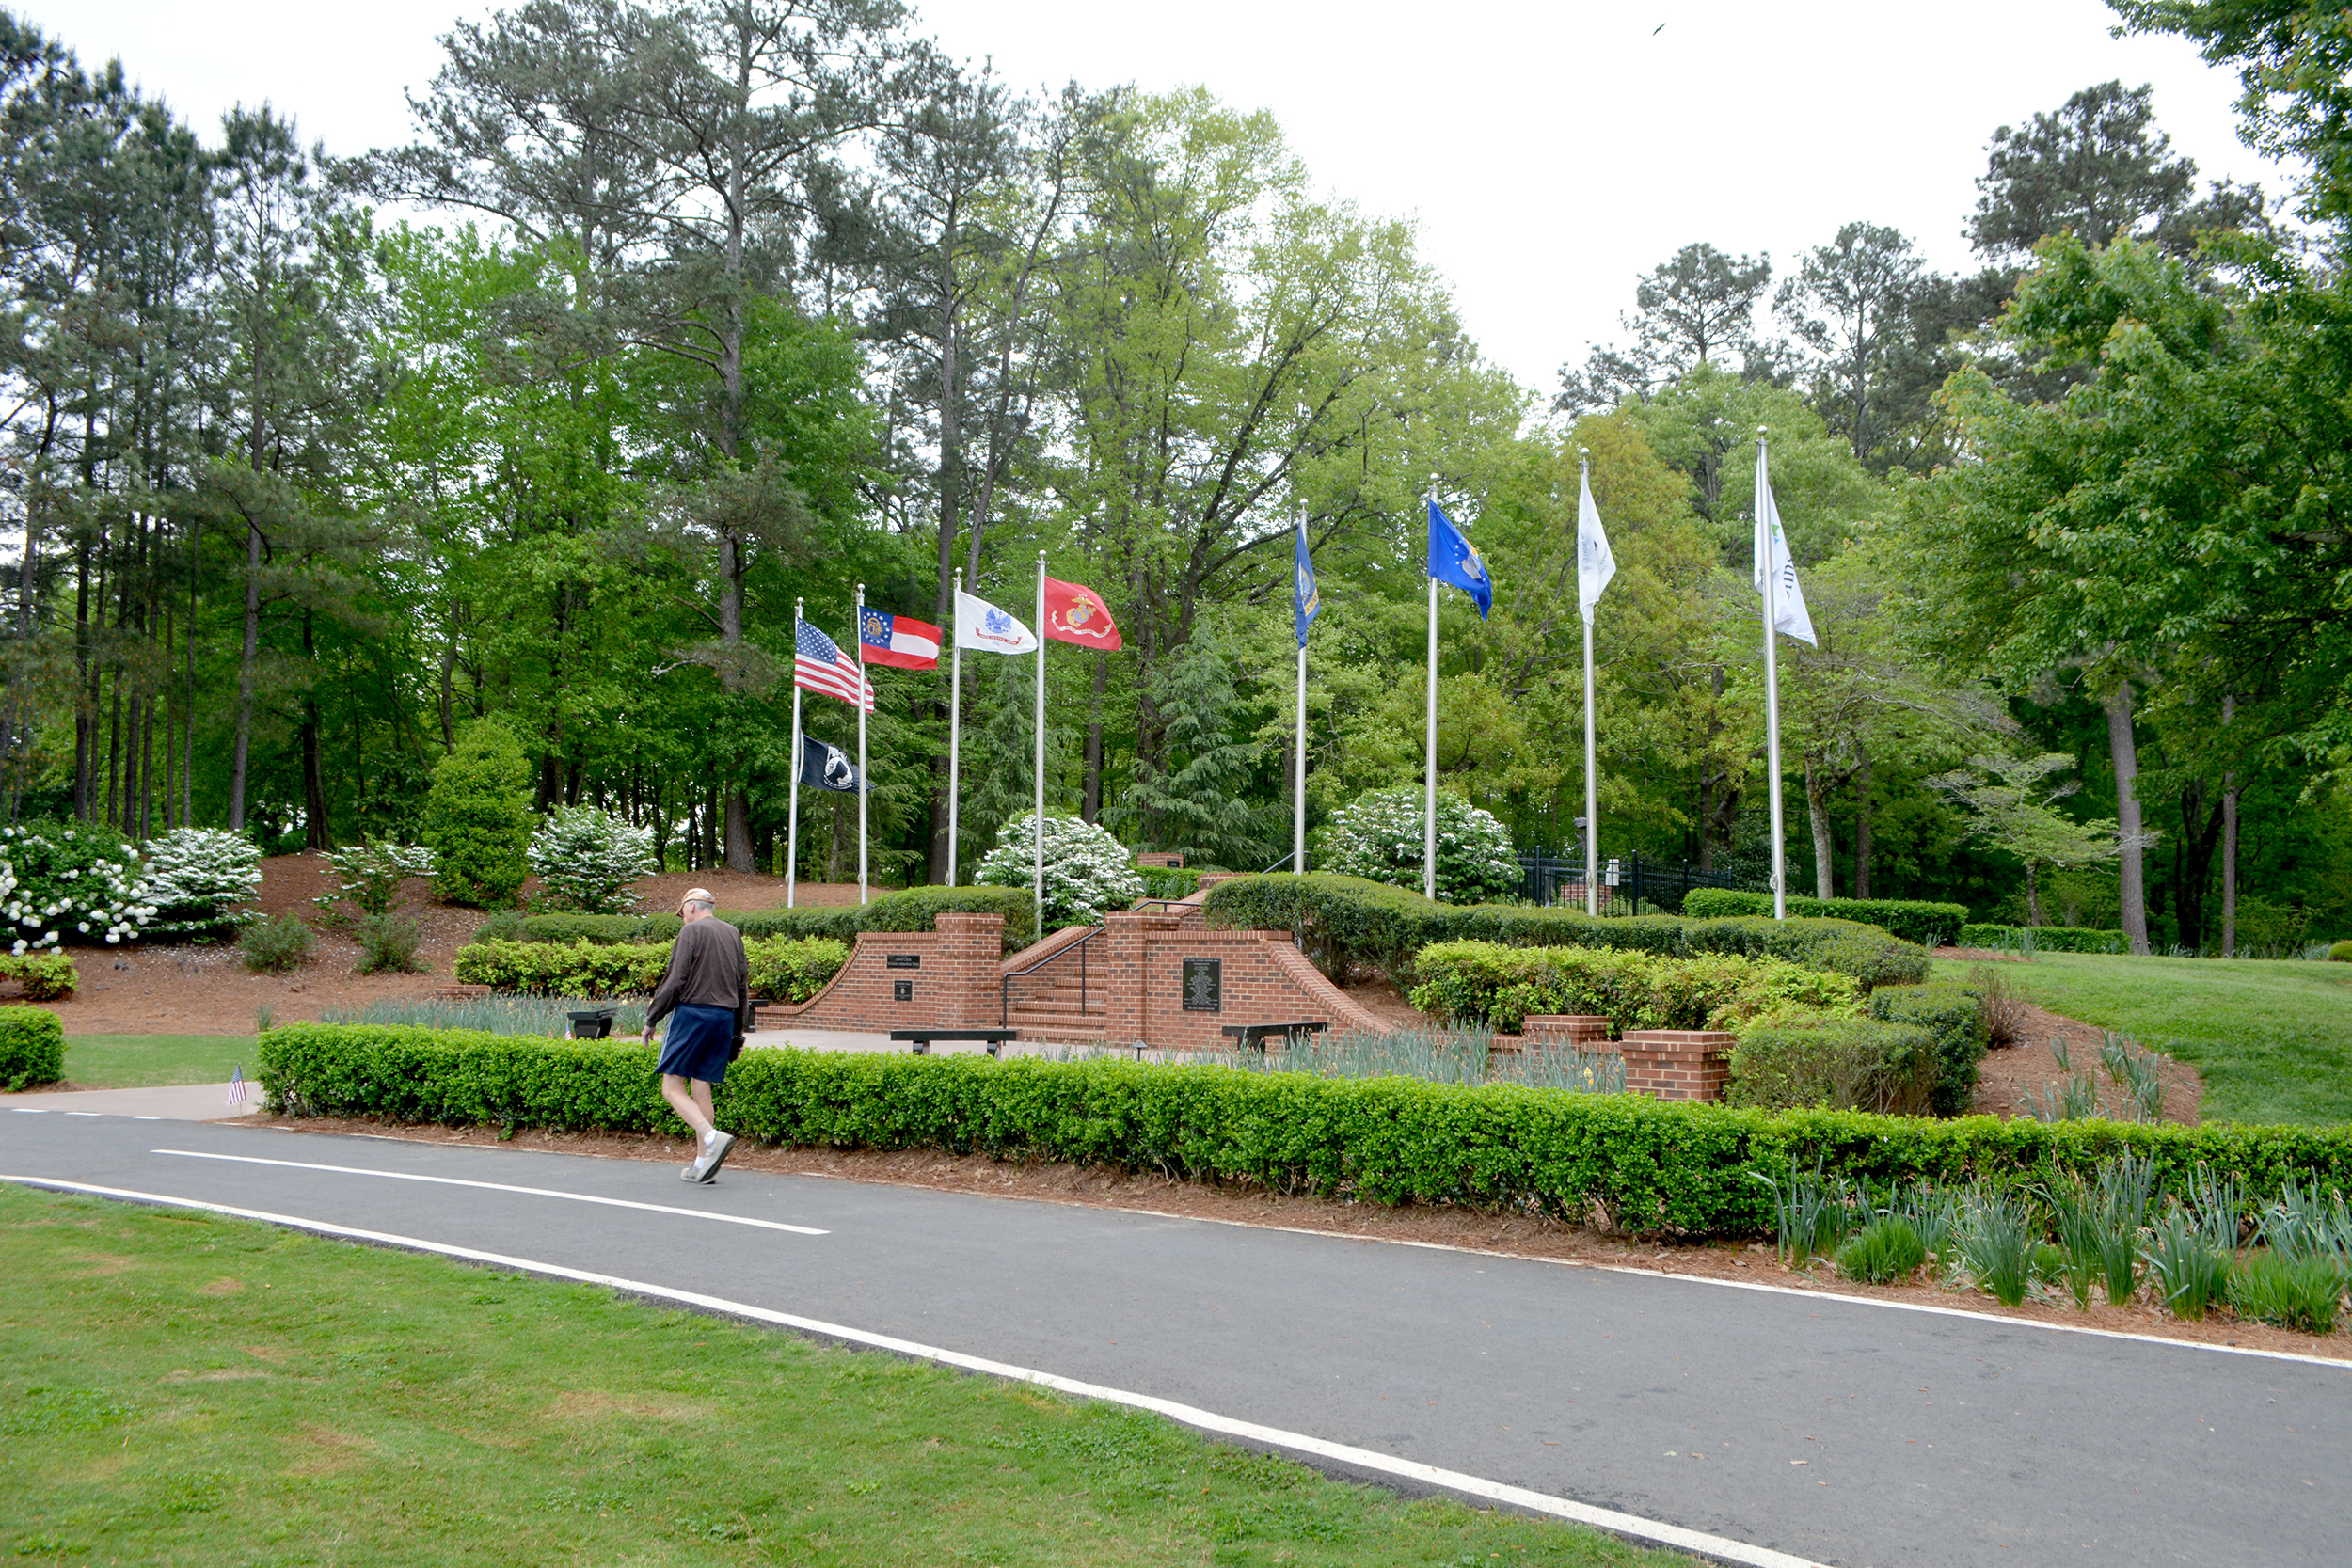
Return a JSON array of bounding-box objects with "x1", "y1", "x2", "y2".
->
[{"x1": 4, "y1": 1083, "x2": 264, "y2": 1120}]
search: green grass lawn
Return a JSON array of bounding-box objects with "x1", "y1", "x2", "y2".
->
[
  {"x1": 1997, "y1": 952, "x2": 2352, "y2": 1126},
  {"x1": 0, "y1": 1185, "x2": 1673, "y2": 1568},
  {"x1": 58, "y1": 1035, "x2": 256, "y2": 1089}
]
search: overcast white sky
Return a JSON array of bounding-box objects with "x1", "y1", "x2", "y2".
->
[{"x1": 36, "y1": 0, "x2": 2289, "y2": 400}]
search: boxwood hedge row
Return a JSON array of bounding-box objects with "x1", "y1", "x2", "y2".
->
[
  {"x1": 1957, "y1": 923, "x2": 2132, "y2": 954},
  {"x1": 1682, "y1": 889, "x2": 1970, "y2": 947},
  {"x1": 1199, "y1": 873, "x2": 1928, "y2": 988},
  {"x1": 453, "y1": 936, "x2": 849, "y2": 1001},
  {"x1": 256, "y1": 1023, "x2": 2352, "y2": 1238},
  {"x1": 471, "y1": 885, "x2": 1037, "y2": 954}
]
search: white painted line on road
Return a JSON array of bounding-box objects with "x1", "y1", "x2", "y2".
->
[
  {"x1": 147, "y1": 1150, "x2": 829, "y2": 1237},
  {"x1": 6, "y1": 1174, "x2": 1820, "y2": 1568},
  {"x1": 132, "y1": 1117, "x2": 160, "y2": 1121},
  {"x1": 65, "y1": 1112, "x2": 100, "y2": 1117},
  {"x1": 9, "y1": 1108, "x2": 47, "y2": 1114}
]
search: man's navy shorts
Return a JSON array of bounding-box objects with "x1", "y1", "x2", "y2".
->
[{"x1": 656, "y1": 1003, "x2": 736, "y2": 1085}]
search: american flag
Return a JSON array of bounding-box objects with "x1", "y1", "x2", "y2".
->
[{"x1": 795, "y1": 619, "x2": 873, "y2": 711}]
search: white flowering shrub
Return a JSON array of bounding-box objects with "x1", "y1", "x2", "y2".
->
[
  {"x1": 975, "y1": 813, "x2": 1145, "y2": 927},
  {"x1": 142, "y1": 827, "x2": 265, "y2": 930},
  {"x1": 1316, "y1": 787, "x2": 1520, "y2": 905},
  {"x1": 0, "y1": 820, "x2": 160, "y2": 953},
  {"x1": 528, "y1": 806, "x2": 657, "y2": 913},
  {"x1": 312, "y1": 842, "x2": 437, "y2": 921}
]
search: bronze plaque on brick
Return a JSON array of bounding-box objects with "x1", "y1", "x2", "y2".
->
[
  {"x1": 886, "y1": 954, "x2": 920, "y2": 969},
  {"x1": 894, "y1": 978, "x2": 914, "y2": 1002},
  {"x1": 1182, "y1": 958, "x2": 1222, "y2": 1012}
]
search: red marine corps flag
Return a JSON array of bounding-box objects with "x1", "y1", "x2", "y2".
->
[{"x1": 1040, "y1": 577, "x2": 1121, "y2": 650}]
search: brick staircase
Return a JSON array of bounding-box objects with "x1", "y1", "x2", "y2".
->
[{"x1": 1002, "y1": 969, "x2": 1112, "y2": 1044}]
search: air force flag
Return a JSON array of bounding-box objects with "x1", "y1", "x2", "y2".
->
[
  {"x1": 1293, "y1": 519, "x2": 1321, "y2": 647},
  {"x1": 799, "y1": 735, "x2": 866, "y2": 793}
]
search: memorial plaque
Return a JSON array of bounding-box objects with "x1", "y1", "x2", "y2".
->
[
  {"x1": 1181, "y1": 957, "x2": 1222, "y2": 1012},
  {"x1": 886, "y1": 954, "x2": 921, "y2": 969},
  {"x1": 894, "y1": 978, "x2": 914, "y2": 1002}
]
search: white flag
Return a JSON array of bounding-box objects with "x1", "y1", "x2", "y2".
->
[
  {"x1": 954, "y1": 589, "x2": 1039, "y2": 655},
  {"x1": 1576, "y1": 463, "x2": 1615, "y2": 623},
  {"x1": 1752, "y1": 447, "x2": 1817, "y2": 646}
]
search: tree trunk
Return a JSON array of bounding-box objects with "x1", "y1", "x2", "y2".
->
[
  {"x1": 229, "y1": 518, "x2": 262, "y2": 831},
  {"x1": 1083, "y1": 652, "x2": 1106, "y2": 824},
  {"x1": 2026, "y1": 861, "x2": 2044, "y2": 927},
  {"x1": 2106, "y1": 680, "x2": 2151, "y2": 955},
  {"x1": 301, "y1": 613, "x2": 329, "y2": 851},
  {"x1": 1852, "y1": 748, "x2": 1873, "y2": 899},
  {"x1": 2222, "y1": 692, "x2": 2238, "y2": 957},
  {"x1": 1804, "y1": 757, "x2": 1836, "y2": 899}
]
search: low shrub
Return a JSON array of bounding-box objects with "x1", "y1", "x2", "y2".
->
[
  {"x1": 1407, "y1": 942, "x2": 1859, "y2": 1034},
  {"x1": 255, "y1": 1024, "x2": 2352, "y2": 1238},
  {"x1": 1136, "y1": 865, "x2": 1201, "y2": 901},
  {"x1": 0, "y1": 1004, "x2": 64, "y2": 1090},
  {"x1": 353, "y1": 912, "x2": 426, "y2": 975},
  {"x1": 0, "y1": 819, "x2": 156, "y2": 951},
  {"x1": 1958, "y1": 923, "x2": 2130, "y2": 955},
  {"x1": 240, "y1": 913, "x2": 314, "y2": 974},
  {"x1": 1725, "y1": 1016, "x2": 1939, "y2": 1116},
  {"x1": 313, "y1": 842, "x2": 436, "y2": 922},
  {"x1": 528, "y1": 806, "x2": 657, "y2": 914},
  {"x1": 1199, "y1": 875, "x2": 1925, "y2": 988},
  {"x1": 1683, "y1": 889, "x2": 1970, "y2": 947},
  {"x1": 1836, "y1": 1215, "x2": 1927, "y2": 1284},
  {"x1": 421, "y1": 720, "x2": 533, "y2": 908},
  {"x1": 0, "y1": 952, "x2": 77, "y2": 1001},
  {"x1": 453, "y1": 936, "x2": 849, "y2": 1002},
  {"x1": 2328, "y1": 941, "x2": 2352, "y2": 962},
  {"x1": 140, "y1": 826, "x2": 264, "y2": 933},
  {"x1": 469, "y1": 888, "x2": 1036, "y2": 956},
  {"x1": 1868, "y1": 980, "x2": 1990, "y2": 1117}
]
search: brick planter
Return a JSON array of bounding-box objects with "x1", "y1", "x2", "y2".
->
[
  {"x1": 1615, "y1": 1029, "x2": 1735, "y2": 1102},
  {"x1": 1513, "y1": 1015, "x2": 1612, "y2": 1051}
]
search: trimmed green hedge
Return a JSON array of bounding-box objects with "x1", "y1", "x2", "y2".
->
[
  {"x1": 256, "y1": 1023, "x2": 2352, "y2": 1237},
  {"x1": 1407, "y1": 942, "x2": 1860, "y2": 1035},
  {"x1": 0, "y1": 1004, "x2": 64, "y2": 1090},
  {"x1": 1725, "y1": 1017, "x2": 1938, "y2": 1117},
  {"x1": 471, "y1": 887, "x2": 1037, "y2": 954},
  {"x1": 1869, "y1": 980, "x2": 1990, "y2": 1117},
  {"x1": 1683, "y1": 889, "x2": 1969, "y2": 947},
  {"x1": 1200, "y1": 874, "x2": 1927, "y2": 988},
  {"x1": 1136, "y1": 866, "x2": 1201, "y2": 901},
  {"x1": 0, "y1": 952, "x2": 77, "y2": 1001},
  {"x1": 453, "y1": 937, "x2": 849, "y2": 1001},
  {"x1": 1958, "y1": 923, "x2": 2130, "y2": 955}
]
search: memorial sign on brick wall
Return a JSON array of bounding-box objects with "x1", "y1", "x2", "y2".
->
[{"x1": 1182, "y1": 957, "x2": 1222, "y2": 1011}]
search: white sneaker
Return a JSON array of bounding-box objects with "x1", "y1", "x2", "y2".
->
[
  {"x1": 681, "y1": 1156, "x2": 707, "y2": 1183},
  {"x1": 698, "y1": 1130, "x2": 737, "y2": 1184}
]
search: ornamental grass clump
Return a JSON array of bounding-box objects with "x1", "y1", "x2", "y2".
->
[
  {"x1": 528, "y1": 806, "x2": 657, "y2": 914},
  {"x1": 974, "y1": 814, "x2": 1143, "y2": 927},
  {"x1": 1956, "y1": 1188, "x2": 2040, "y2": 1307},
  {"x1": 1837, "y1": 1216, "x2": 1928, "y2": 1284},
  {"x1": 0, "y1": 820, "x2": 158, "y2": 953},
  {"x1": 2142, "y1": 1207, "x2": 2233, "y2": 1321},
  {"x1": 2227, "y1": 1253, "x2": 2348, "y2": 1335},
  {"x1": 1753, "y1": 1156, "x2": 1857, "y2": 1270}
]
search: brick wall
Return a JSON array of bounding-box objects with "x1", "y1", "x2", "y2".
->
[
  {"x1": 1615, "y1": 1029, "x2": 1735, "y2": 1102},
  {"x1": 769, "y1": 911, "x2": 1004, "y2": 1033}
]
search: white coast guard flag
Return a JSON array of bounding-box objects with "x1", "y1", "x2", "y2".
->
[
  {"x1": 1752, "y1": 446, "x2": 1817, "y2": 646},
  {"x1": 1576, "y1": 463, "x2": 1615, "y2": 624},
  {"x1": 954, "y1": 589, "x2": 1039, "y2": 655}
]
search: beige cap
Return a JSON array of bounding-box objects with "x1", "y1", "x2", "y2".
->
[{"x1": 679, "y1": 887, "x2": 717, "y2": 911}]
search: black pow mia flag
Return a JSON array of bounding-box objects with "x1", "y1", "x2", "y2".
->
[{"x1": 799, "y1": 735, "x2": 866, "y2": 793}]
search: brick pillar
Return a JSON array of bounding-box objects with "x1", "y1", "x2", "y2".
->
[
  {"x1": 1617, "y1": 1029, "x2": 1736, "y2": 1102},
  {"x1": 934, "y1": 912, "x2": 1003, "y2": 1029},
  {"x1": 1518, "y1": 1015, "x2": 1612, "y2": 1051},
  {"x1": 1099, "y1": 911, "x2": 1149, "y2": 1045}
]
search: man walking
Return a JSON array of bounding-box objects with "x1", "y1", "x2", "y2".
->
[{"x1": 641, "y1": 887, "x2": 749, "y2": 1183}]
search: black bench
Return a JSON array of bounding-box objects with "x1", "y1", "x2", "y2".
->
[
  {"x1": 1220, "y1": 1021, "x2": 1327, "y2": 1051},
  {"x1": 892, "y1": 1028, "x2": 1021, "y2": 1057}
]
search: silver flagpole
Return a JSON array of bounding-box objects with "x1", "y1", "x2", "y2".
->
[
  {"x1": 856, "y1": 582, "x2": 869, "y2": 907},
  {"x1": 1581, "y1": 449, "x2": 1600, "y2": 919},
  {"x1": 1758, "y1": 428, "x2": 1788, "y2": 922},
  {"x1": 1295, "y1": 636, "x2": 1308, "y2": 879},
  {"x1": 1423, "y1": 473, "x2": 1439, "y2": 902},
  {"x1": 947, "y1": 567, "x2": 963, "y2": 887},
  {"x1": 787, "y1": 597, "x2": 803, "y2": 910},
  {"x1": 1034, "y1": 551, "x2": 1047, "y2": 934}
]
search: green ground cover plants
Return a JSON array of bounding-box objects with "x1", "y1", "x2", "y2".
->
[
  {"x1": 52, "y1": 1035, "x2": 257, "y2": 1089},
  {"x1": 0, "y1": 1185, "x2": 1670, "y2": 1567},
  {"x1": 2006, "y1": 953, "x2": 2352, "y2": 1125}
]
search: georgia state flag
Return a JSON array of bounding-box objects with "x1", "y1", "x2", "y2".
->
[{"x1": 858, "y1": 608, "x2": 943, "y2": 670}]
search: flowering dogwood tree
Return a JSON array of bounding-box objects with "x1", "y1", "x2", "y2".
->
[
  {"x1": 141, "y1": 828, "x2": 265, "y2": 931},
  {"x1": 1316, "y1": 787, "x2": 1519, "y2": 904},
  {"x1": 976, "y1": 814, "x2": 1145, "y2": 927},
  {"x1": 529, "y1": 806, "x2": 657, "y2": 913}
]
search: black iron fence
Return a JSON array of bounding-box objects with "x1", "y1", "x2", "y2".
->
[{"x1": 1516, "y1": 852, "x2": 1743, "y2": 914}]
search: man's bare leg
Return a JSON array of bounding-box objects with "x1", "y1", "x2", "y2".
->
[{"x1": 660, "y1": 1073, "x2": 716, "y2": 1140}]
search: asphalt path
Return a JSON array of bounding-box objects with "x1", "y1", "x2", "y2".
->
[{"x1": 5, "y1": 1109, "x2": 2345, "y2": 1568}]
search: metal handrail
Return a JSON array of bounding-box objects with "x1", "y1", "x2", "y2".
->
[
  {"x1": 1001, "y1": 924, "x2": 1101, "y2": 1026},
  {"x1": 1261, "y1": 849, "x2": 1295, "y2": 874}
]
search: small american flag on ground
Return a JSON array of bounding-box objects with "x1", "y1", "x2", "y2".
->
[
  {"x1": 227, "y1": 1066, "x2": 251, "y2": 1105},
  {"x1": 795, "y1": 619, "x2": 873, "y2": 711}
]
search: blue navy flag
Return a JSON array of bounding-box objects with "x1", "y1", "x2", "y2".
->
[
  {"x1": 799, "y1": 734, "x2": 866, "y2": 793},
  {"x1": 1427, "y1": 499, "x2": 1492, "y2": 619},
  {"x1": 1293, "y1": 518, "x2": 1321, "y2": 647}
]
